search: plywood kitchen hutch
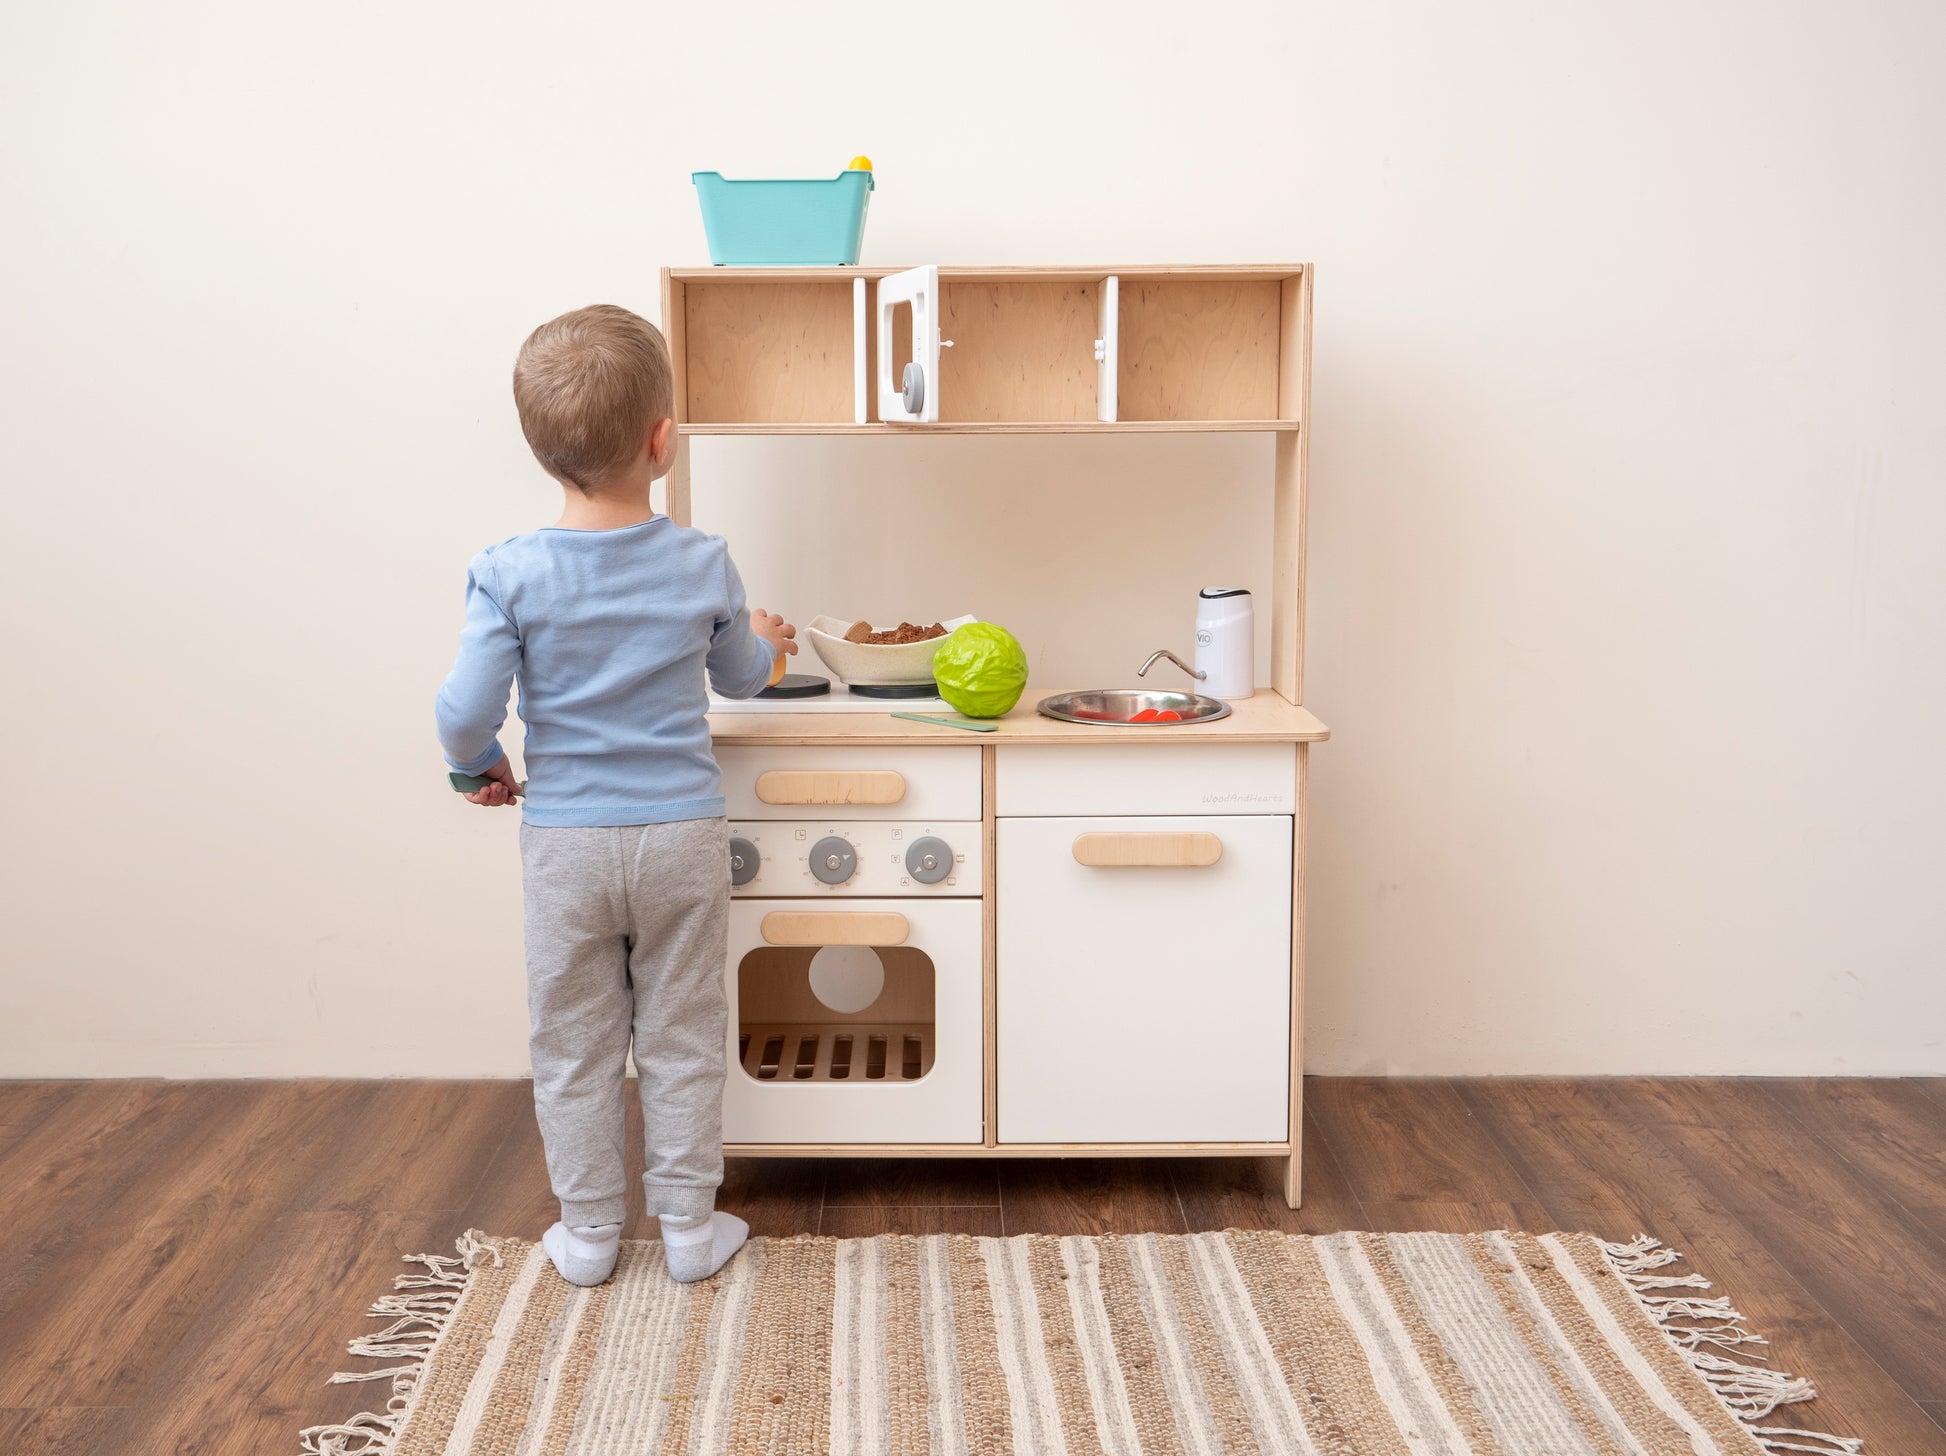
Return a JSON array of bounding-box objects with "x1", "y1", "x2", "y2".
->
[{"x1": 661, "y1": 264, "x2": 1328, "y2": 1206}]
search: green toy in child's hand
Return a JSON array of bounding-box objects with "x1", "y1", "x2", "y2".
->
[{"x1": 448, "y1": 771, "x2": 526, "y2": 796}]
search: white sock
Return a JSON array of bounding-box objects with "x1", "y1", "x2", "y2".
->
[
  {"x1": 542, "y1": 1221, "x2": 621, "y2": 1287},
  {"x1": 659, "y1": 1211, "x2": 749, "y2": 1283}
]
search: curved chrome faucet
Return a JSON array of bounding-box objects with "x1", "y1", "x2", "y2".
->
[{"x1": 1137, "y1": 649, "x2": 1206, "y2": 682}]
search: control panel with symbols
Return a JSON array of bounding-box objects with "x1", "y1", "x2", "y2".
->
[{"x1": 726, "y1": 821, "x2": 981, "y2": 897}]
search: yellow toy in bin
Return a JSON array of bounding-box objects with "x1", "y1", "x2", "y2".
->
[{"x1": 848, "y1": 155, "x2": 873, "y2": 172}]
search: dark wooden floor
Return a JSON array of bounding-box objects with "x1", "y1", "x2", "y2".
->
[{"x1": 1, "y1": 1079, "x2": 1941, "y2": 1455}]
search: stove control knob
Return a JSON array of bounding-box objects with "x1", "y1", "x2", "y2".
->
[
  {"x1": 905, "y1": 835, "x2": 954, "y2": 884},
  {"x1": 729, "y1": 836, "x2": 760, "y2": 887},
  {"x1": 809, "y1": 835, "x2": 858, "y2": 885}
]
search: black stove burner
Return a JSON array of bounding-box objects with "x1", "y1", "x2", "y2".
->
[
  {"x1": 756, "y1": 673, "x2": 831, "y2": 699},
  {"x1": 846, "y1": 681, "x2": 942, "y2": 700}
]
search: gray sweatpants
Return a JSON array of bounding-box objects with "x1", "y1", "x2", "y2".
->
[{"x1": 519, "y1": 816, "x2": 730, "y2": 1228}]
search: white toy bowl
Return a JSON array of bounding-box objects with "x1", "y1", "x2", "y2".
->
[{"x1": 804, "y1": 614, "x2": 977, "y2": 687}]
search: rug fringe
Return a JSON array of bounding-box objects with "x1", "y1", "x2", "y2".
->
[
  {"x1": 297, "y1": 1228, "x2": 500, "y2": 1456},
  {"x1": 1750, "y1": 1427, "x2": 1869, "y2": 1455},
  {"x1": 1598, "y1": 1236, "x2": 1863, "y2": 1455}
]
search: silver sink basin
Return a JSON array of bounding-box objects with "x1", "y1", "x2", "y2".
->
[{"x1": 1037, "y1": 689, "x2": 1233, "y2": 726}]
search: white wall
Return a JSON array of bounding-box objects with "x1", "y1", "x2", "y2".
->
[{"x1": 2, "y1": 0, "x2": 1941, "y2": 1077}]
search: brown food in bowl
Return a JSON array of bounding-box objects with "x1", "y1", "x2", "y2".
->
[{"x1": 842, "y1": 620, "x2": 949, "y2": 646}]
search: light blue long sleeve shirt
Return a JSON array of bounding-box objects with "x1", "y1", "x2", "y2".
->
[{"x1": 435, "y1": 517, "x2": 776, "y2": 826}]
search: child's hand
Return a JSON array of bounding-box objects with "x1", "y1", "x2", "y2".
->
[
  {"x1": 464, "y1": 755, "x2": 522, "y2": 808},
  {"x1": 752, "y1": 609, "x2": 798, "y2": 661}
]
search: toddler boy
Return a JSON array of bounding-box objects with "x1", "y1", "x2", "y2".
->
[{"x1": 435, "y1": 304, "x2": 796, "y2": 1285}]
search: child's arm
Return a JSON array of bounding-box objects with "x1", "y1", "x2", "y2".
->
[
  {"x1": 707, "y1": 546, "x2": 794, "y2": 699},
  {"x1": 435, "y1": 555, "x2": 521, "y2": 799}
]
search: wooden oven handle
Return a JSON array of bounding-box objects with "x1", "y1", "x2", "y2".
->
[
  {"x1": 760, "y1": 911, "x2": 911, "y2": 946},
  {"x1": 754, "y1": 769, "x2": 907, "y2": 807},
  {"x1": 1071, "y1": 832, "x2": 1224, "y2": 868}
]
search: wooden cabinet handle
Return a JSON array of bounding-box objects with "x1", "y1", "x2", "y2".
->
[
  {"x1": 754, "y1": 769, "x2": 906, "y2": 806},
  {"x1": 1071, "y1": 832, "x2": 1224, "y2": 868},
  {"x1": 760, "y1": 911, "x2": 910, "y2": 946}
]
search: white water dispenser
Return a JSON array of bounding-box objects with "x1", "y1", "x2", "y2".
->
[{"x1": 1194, "y1": 587, "x2": 1255, "y2": 700}]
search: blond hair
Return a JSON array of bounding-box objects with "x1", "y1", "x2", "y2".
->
[{"x1": 513, "y1": 305, "x2": 674, "y2": 490}]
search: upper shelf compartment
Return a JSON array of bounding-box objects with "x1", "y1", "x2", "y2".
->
[{"x1": 663, "y1": 265, "x2": 1309, "y2": 435}]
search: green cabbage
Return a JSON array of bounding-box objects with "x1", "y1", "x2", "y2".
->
[{"x1": 932, "y1": 622, "x2": 1028, "y2": 718}]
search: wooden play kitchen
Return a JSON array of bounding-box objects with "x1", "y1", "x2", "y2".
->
[{"x1": 662, "y1": 264, "x2": 1329, "y2": 1205}]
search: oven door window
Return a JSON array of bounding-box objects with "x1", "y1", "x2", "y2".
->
[{"x1": 736, "y1": 944, "x2": 936, "y2": 1083}]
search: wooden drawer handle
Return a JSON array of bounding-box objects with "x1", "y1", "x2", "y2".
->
[
  {"x1": 761, "y1": 911, "x2": 910, "y2": 946},
  {"x1": 754, "y1": 769, "x2": 906, "y2": 806},
  {"x1": 1071, "y1": 832, "x2": 1224, "y2": 868}
]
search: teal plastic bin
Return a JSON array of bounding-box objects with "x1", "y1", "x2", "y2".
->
[{"x1": 691, "y1": 170, "x2": 873, "y2": 266}]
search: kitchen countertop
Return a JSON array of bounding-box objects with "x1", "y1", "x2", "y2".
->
[{"x1": 708, "y1": 689, "x2": 1329, "y2": 747}]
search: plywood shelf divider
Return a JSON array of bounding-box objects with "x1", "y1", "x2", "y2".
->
[
  {"x1": 680, "y1": 419, "x2": 1301, "y2": 436},
  {"x1": 852, "y1": 277, "x2": 869, "y2": 425},
  {"x1": 1097, "y1": 274, "x2": 1119, "y2": 423},
  {"x1": 670, "y1": 265, "x2": 1307, "y2": 283}
]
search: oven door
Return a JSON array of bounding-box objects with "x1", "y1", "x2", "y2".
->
[{"x1": 722, "y1": 898, "x2": 982, "y2": 1145}]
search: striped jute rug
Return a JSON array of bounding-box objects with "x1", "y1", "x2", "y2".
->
[{"x1": 300, "y1": 1229, "x2": 1860, "y2": 1456}]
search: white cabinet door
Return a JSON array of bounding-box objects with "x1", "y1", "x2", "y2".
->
[
  {"x1": 997, "y1": 815, "x2": 1292, "y2": 1144},
  {"x1": 876, "y1": 265, "x2": 941, "y2": 423},
  {"x1": 723, "y1": 899, "x2": 984, "y2": 1145}
]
